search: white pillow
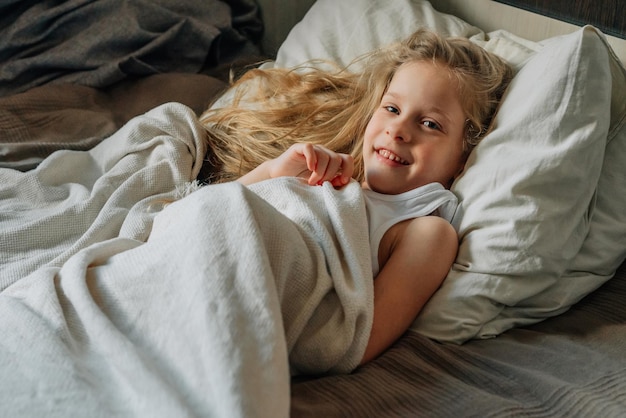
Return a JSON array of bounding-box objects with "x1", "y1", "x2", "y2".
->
[
  {"x1": 271, "y1": 0, "x2": 483, "y2": 70},
  {"x1": 413, "y1": 27, "x2": 625, "y2": 342},
  {"x1": 471, "y1": 30, "x2": 540, "y2": 70}
]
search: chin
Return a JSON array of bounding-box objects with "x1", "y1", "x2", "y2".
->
[{"x1": 363, "y1": 178, "x2": 404, "y2": 195}]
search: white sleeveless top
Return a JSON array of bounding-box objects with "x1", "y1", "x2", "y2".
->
[{"x1": 362, "y1": 182, "x2": 458, "y2": 276}]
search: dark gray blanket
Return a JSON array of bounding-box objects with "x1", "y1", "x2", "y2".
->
[
  {"x1": 0, "y1": 0, "x2": 262, "y2": 96},
  {"x1": 0, "y1": 73, "x2": 226, "y2": 171}
]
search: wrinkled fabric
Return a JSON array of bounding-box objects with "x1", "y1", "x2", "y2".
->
[
  {"x1": 0, "y1": 73, "x2": 226, "y2": 170},
  {"x1": 0, "y1": 0, "x2": 262, "y2": 96}
]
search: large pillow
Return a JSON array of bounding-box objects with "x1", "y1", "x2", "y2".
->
[
  {"x1": 225, "y1": 0, "x2": 626, "y2": 343},
  {"x1": 413, "y1": 26, "x2": 626, "y2": 342},
  {"x1": 271, "y1": 0, "x2": 483, "y2": 69}
]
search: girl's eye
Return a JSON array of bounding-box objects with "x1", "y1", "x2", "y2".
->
[
  {"x1": 422, "y1": 120, "x2": 441, "y2": 131},
  {"x1": 384, "y1": 105, "x2": 399, "y2": 115}
]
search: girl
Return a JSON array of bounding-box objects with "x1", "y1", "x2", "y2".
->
[{"x1": 200, "y1": 29, "x2": 513, "y2": 364}]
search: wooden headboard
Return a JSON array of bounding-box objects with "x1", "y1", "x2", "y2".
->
[
  {"x1": 430, "y1": 0, "x2": 626, "y2": 64},
  {"x1": 494, "y1": 0, "x2": 625, "y2": 40}
]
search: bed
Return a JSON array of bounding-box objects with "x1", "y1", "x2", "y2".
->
[{"x1": 1, "y1": 0, "x2": 625, "y2": 417}]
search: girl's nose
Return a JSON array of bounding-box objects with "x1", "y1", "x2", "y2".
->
[{"x1": 386, "y1": 120, "x2": 412, "y2": 142}]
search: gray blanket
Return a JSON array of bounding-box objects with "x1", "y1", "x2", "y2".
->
[
  {"x1": 0, "y1": 0, "x2": 262, "y2": 96},
  {"x1": 0, "y1": 73, "x2": 226, "y2": 170}
]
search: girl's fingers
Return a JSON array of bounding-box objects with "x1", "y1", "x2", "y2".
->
[
  {"x1": 310, "y1": 148, "x2": 353, "y2": 186},
  {"x1": 290, "y1": 143, "x2": 352, "y2": 187},
  {"x1": 319, "y1": 152, "x2": 343, "y2": 184},
  {"x1": 339, "y1": 154, "x2": 355, "y2": 184},
  {"x1": 299, "y1": 143, "x2": 318, "y2": 174},
  {"x1": 307, "y1": 151, "x2": 328, "y2": 185}
]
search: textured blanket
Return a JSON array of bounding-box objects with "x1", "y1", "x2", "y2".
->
[
  {"x1": 0, "y1": 103, "x2": 206, "y2": 289},
  {"x1": 0, "y1": 0, "x2": 262, "y2": 96},
  {"x1": 0, "y1": 103, "x2": 373, "y2": 417}
]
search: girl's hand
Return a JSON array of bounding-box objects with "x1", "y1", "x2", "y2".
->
[{"x1": 269, "y1": 143, "x2": 354, "y2": 187}]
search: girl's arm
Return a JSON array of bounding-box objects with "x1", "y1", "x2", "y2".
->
[
  {"x1": 237, "y1": 143, "x2": 354, "y2": 187},
  {"x1": 360, "y1": 215, "x2": 458, "y2": 365}
]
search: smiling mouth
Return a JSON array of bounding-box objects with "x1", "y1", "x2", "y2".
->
[{"x1": 376, "y1": 148, "x2": 409, "y2": 165}]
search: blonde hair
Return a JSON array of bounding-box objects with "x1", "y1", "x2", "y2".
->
[{"x1": 200, "y1": 29, "x2": 513, "y2": 183}]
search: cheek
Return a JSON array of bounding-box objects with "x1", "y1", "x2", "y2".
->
[
  {"x1": 424, "y1": 144, "x2": 463, "y2": 173},
  {"x1": 445, "y1": 149, "x2": 466, "y2": 178},
  {"x1": 363, "y1": 122, "x2": 374, "y2": 142},
  {"x1": 364, "y1": 115, "x2": 383, "y2": 141}
]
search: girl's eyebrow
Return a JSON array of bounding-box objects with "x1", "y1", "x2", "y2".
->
[
  {"x1": 382, "y1": 92, "x2": 400, "y2": 101},
  {"x1": 427, "y1": 107, "x2": 453, "y2": 124}
]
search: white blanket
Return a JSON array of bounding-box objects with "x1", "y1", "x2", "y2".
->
[
  {"x1": 0, "y1": 102, "x2": 206, "y2": 291},
  {"x1": 0, "y1": 103, "x2": 373, "y2": 417}
]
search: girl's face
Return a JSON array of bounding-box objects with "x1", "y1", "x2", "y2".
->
[{"x1": 362, "y1": 61, "x2": 466, "y2": 194}]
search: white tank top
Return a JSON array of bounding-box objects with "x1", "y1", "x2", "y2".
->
[{"x1": 362, "y1": 182, "x2": 458, "y2": 276}]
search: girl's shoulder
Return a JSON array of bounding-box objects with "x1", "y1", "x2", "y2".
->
[{"x1": 378, "y1": 215, "x2": 457, "y2": 275}]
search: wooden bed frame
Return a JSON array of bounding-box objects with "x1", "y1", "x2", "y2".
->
[
  {"x1": 493, "y1": 0, "x2": 625, "y2": 39},
  {"x1": 419, "y1": 0, "x2": 626, "y2": 63}
]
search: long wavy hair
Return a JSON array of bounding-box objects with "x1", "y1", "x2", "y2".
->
[{"x1": 200, "y1": 29, "x2": 513, "y2": 184}]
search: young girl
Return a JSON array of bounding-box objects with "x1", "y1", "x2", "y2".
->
[{"x1": 200, "y1": 29, "x2": 513, "y2": 364}]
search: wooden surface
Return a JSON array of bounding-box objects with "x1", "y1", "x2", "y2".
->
[
  {"x1": 494, "y1": 0, "x2": 625, "y2": 39},
  {"x1": 431, "y1": 0, "x2": 626, "y2": 64}
]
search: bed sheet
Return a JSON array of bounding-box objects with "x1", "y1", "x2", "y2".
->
[{"x1": 291, "y1": 259, "x2": 626, "y2": 417}]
